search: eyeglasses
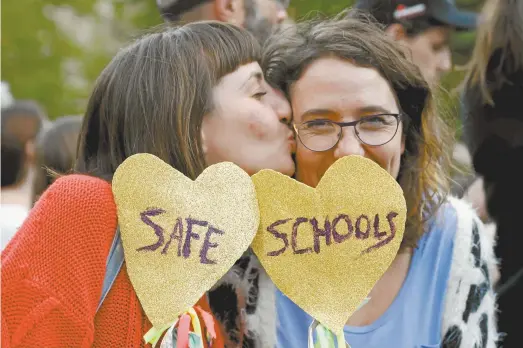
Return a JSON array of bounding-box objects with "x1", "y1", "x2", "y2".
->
[{"x1": 293, "y1": 113, "x2": 402, "y2": 152}]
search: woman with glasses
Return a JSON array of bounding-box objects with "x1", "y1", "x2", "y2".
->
[{"x1": 263, "y1": 14, "x2": 498, "y2": 348}]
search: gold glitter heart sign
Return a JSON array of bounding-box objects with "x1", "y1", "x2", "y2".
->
[
  {"x1": 112, "y1": 153, "x2": 259, "y2": 327},
  {"x1": 252, "y1": 156, "x2": 406, "y2": 334}
]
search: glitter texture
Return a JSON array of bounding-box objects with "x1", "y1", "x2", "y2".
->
[
  {"x1": 112, "y1": 153, "x2": 259, "y2": 327},
  {"x1": 251, "y1": 156, "x2": 407, "y2": 334}
]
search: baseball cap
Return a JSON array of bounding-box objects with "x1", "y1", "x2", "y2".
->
[
  {"x1": 355, "y1": 0, "x2": 477, "y2": 30},
  {"x1": 156, "y1": 0, "x2": 211, "y2": 21}
]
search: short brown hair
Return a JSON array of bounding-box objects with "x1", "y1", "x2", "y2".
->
[
  {"x1": 75, "y1": 21, "x2": 260, "y2": 180},
  {"x1": 263, "y1": 13, "x2": 453, "y2": 248}
]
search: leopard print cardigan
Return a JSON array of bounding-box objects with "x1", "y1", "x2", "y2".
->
[{"x1": 208, "y1": 197, "x2": 499, "y2": 348}]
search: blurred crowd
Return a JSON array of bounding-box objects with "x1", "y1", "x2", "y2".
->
[{"x1": 2, "y1": 0, "x2": 522, "y2": 347}]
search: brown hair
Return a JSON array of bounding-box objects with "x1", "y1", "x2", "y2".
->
[
  {"x1": 263, "y1": 12, "x2": 453, "y2": 248},
  {"x1": 461, "y1": 0, "x2": 523, "y2": 105},
  {"x1": 75, "y1": 21, "x2": 260, "y2": 180},
  {"x1": 33, "y1": 115, "x2": 83, "y2": 203}
]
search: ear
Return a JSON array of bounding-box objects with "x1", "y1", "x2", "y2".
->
[
  {"x1": 385, "y1": 23, "x2": 408, "y2": 41},
  {"x1": 214, "y1": 0, "x2": 245, "y2": 25}
]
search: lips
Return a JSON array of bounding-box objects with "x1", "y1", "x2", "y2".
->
[{"x1": 287, "y1": 132, "x2": 297, "y2": 153}]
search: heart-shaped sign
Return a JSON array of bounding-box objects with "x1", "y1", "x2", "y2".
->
[
  {"x1": 251, "y1": 156, "x2": 406, "y2": 334},
  {"x1": 112, "y1": 153, "x2": 259, "y2": 327}
]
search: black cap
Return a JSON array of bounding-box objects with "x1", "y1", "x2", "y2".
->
[
  {"x1": 355, "y1": 0, "x2": 477, "y2": 30},
  {"x1": 156, "y1": 0, "x2": 211, "y2": 21}
]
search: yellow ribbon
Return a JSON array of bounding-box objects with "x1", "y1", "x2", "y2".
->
[
  {"x1": 187, "y1": 307, "x2": 203, "y2": 339},
  {"x1": 336, "y1": 330, "x2": 348, "y2": 348},
  {"x1": 144, "y1": 321, "x2": 176, "y2": 346}
]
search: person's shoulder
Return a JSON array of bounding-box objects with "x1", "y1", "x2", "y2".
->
[
  {"x1": 425, "y1": 197, "x2": 495, "y2": 266},
  {"x1": 439, "y1": 197, "x2": 493, "y2": 252},
  {"x1": 45, "y1": 174, "x2": 112, "y2": 198},
  {"x1": 9, "y1": 174, "x2": 118, "y2": 253},
  {"x1": 440, "y1": 202, "x2": 499, "y2": 346},
  {"x1": 423, "y1": 199, "x2": 459, "y2": 245},
  {"x1": 38, "y1": 174, "x2": 115, "y2": 215},
  {"x1": 38, "y1": 173, "x2": 116, "y2": 229}
]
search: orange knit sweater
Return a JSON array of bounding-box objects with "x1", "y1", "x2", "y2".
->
[{"x1": 1, "y1": 175, "x2": 153, "y2": 347}]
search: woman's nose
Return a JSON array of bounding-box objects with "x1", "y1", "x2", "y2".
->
[
  {"x1": 265, "y1": 87, "x2": 292, "y2": 125},
  {"x1": 333, "y1": 128, "x2": 365, "y2": 158}
]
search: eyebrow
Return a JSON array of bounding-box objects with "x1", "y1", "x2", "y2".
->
[
  {"x1": 241, "y1": 72, "x2": 263, "y2": 89},
  {"x1": 358, "y1": 105, "x2": 395, "y2": 114},
  {"x1": 300, "y1": 105, "x2": 395, "y2": 121}
]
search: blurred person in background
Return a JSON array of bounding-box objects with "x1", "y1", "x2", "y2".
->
[
  {"x1": 1, "y1": 101, "x2": 47, "y2": 210},
  {"x1": 156, "y1": 0, "x2": 289, "y2": 44},
  {"x1": 1, "y1": 101, "x2": 47, "y2": 245},
  {"x1": 461, "y1": 0, "x2": 523, "y2": 345},
  {"x1": 32, "y1": 115, "x2": 83, "y2": 204},
  {"x1": 1, "y1": 134, "x2": 28, "y2": 250},
  {"x1": 354, "y1": 0, "x2": 477, "y2": 86},
  {"x1": 354, "y1": 1, "x2": 494, "y2": 236}
]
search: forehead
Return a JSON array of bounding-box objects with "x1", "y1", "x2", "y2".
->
[
  {"x1": 290, "y1": 57, "x2": 398, "y2": 119},
  {"x1": 414, "y1": 26, "x2": 451, "y2": 41},
  {"x1": 216, "y1": 61, "x2": 263, "y2": 88}
]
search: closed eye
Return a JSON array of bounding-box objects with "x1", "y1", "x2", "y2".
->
[{"x1": 253, "y1": 91, "x2": 267, "y2": 100}]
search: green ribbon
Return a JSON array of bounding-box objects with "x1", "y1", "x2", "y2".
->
[
  {"x1": 144, "y1": 322, "x2": 175, "y2": 347},
  {"x1": 188, "y1": 332, "x2": 203, "y2": 348},
  {"x1": 309, "y1": 320, "x2": 350, "y2": 348},
  {"x1": 314, "y1": 323, "x2": 334, "y2": 347}
]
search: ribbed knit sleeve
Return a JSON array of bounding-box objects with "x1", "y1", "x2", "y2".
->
[{"x1": 1, "y1": 175, "x2": 118, "y2": 347}]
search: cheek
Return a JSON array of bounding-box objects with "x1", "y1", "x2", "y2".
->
[
  {"x1": 364, "y1": 138, "x2": 403, "y2": 178},
  {"x1": 246, "y1": 107, "x2": 279, "y2": 141},
  {"x1": 408, "y1": 41, "x2": 432, "y2": 67}
]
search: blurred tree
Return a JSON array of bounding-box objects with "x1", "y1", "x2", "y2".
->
[
  {"x1": 2, "y1": 0, "x2": 484, "y2": 121},
  {"x1": 2, "y1": 0, "x2": 162, "y2": 119}
]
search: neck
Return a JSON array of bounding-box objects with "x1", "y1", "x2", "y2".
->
[{"x1": 1, "y1": 166, "x2": 35, "y2": 209}]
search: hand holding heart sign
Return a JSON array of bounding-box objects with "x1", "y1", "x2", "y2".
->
[
  {"x1": 112, "y1": 154, "x2": 259, "y2": 332},
  {"x1": 251, "y1": 156, "x2": 407, "y2": 335}
]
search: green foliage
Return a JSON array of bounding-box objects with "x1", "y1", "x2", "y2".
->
[
  {"x1": 2, "y1": 0, "x2": 484, "y2": 121},
  {"x1": 2, "y1": 0, "x2": 162, "y2": 119}
]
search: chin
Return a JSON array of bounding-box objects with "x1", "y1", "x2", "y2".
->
[
  {"x1": 274, "y1": 159, "x2": 296, "y2": 177},
  {"x1": 282, "y1": 163, "x2": 296, "y2": 177}
]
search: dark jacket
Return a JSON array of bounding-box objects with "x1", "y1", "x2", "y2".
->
[{"x1": 462, "y1": 49, "x2": 523, "y2": 223}]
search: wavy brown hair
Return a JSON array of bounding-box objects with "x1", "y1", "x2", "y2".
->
[
  {"x1": 461, "y1": 0, "x2": 523, "y2": 105},
  {"x1": 262, "y1": 12, "x2": 454, "y2": 249}
]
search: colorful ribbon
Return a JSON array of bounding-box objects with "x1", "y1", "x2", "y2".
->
[
  {"x1": 308, "y1": 320, "x2": 349, "y2": 348},
  {"x1": 307, "y1": 297, "x2": 371, "y2": 348},
  {"x1": 144, "y1": 305, "x2": 217, "y2": 348}
]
